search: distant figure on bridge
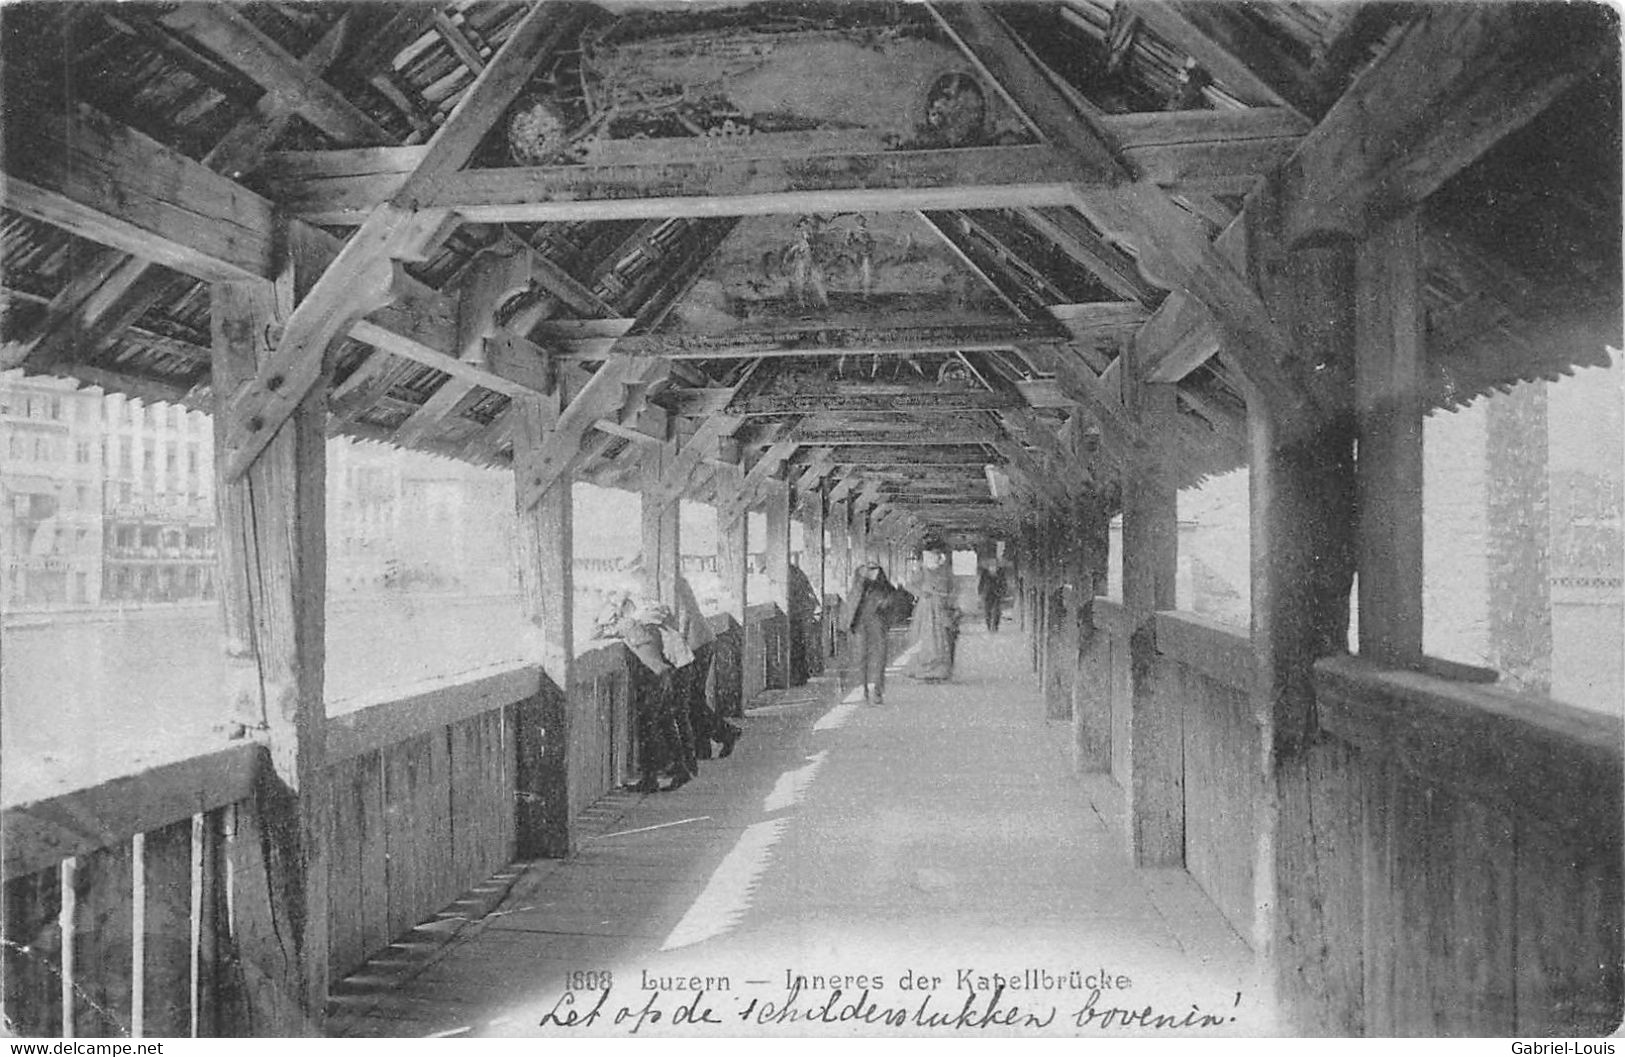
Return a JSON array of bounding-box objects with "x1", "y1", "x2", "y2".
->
[
  {"x1": 842, "y1": 561, "x2": 898, "y2": 706},
  {"x1": 906, "y1": 548, "x2": 960, "y2": 682},
  {"x1": 977, "y1": 558, "x2": 1008, "y2": 633}
]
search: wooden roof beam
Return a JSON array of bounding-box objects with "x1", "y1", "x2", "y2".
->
[
  {"x1": 934, "y1": 2, "x2": 1313, "y2": 433},
  {"x1": 12, "y1": 16, "x2": 358, "y2": 375},
  {"x1": 3, "y1": 102, "x2": 276, "y2": 283},
  {"x1": 624, "y1": 219, "x2": 742, "y2": 334},
  {"x1": 222, "y1": 2, "x2": 594, "y2": 481},
  {"x1": 1096, "y1": 107, "x2": 1308, "y2": 195},
  {"x1": 1120, "y1": 0, "x2": 1313, "y2": 116},
  {"x1": 727, "y1": 388, "x2": 1025, "y2": 416},
  {"x1": 278, "y1": 144, "x2": 1088, "y2": 225},
  {"x1": 645, "y1": 414, "x2": 745, "y2": 512},
  {"x1": 1282, "y1": 3, "x2": 1615, "y2": 246},
  {"x1": 815, "y1": 446, "x2": 995, "y2": 467},
  {"x1": 1135, "y1": 4, "x2": 1615, "y2": 390},
  {"x1": 1017, "y1": 343, "x2": 1139, "y2": 459},
  {"x1": 516, "y1": 356, "x2": 666, "y2": 510},
  {"x1": 156, "y1": 5, "x2": 392, "y2": 147},
  {"x1": 1018, "y1": 207, "x2": 1165, "y2": 305},
  {"x1": 717, "y1": 440, "x2": 800, "y2": 527},
  {"x1": 537, "y1": 319, "x2": 1069, "y2": 361}
]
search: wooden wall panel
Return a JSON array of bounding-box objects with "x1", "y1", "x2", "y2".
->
[
  {"x1": 1109, "y1": 632, "x2": 1132, "y2": 790},
  {"x1": 2, "y1": 867, "x2": 63, "y2": 1037},
  {"x1": 1514, "y1": 822, "x2": 1624, "y2": 1035},
  {"x1": 71, "y1": 844, "x2": 134, "y2": 1036},
  {"x1": 140, "y1": 820, "x2": 194, "y2": 1037},
  {"x1": 1180, "y1": 670, "x2": 1258, "y2": 944},
  {"x1": 1071, "y1": 615, "x2": 1112, "y2": 773}
]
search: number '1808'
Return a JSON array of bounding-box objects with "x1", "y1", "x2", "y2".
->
[{"x1": 565, "y1": 970, "x2": 613, "y2": 991}]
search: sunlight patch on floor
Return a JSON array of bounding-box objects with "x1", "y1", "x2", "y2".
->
[
  {"x1": 762, "y1": 750, "x2": 828, "y2": 813},
  {"x1": 660, "y1": 817, "x2": 790, "y2": 952},
  {"x1": 815, "y1": 699, "x2": 861, "y2": 729}
]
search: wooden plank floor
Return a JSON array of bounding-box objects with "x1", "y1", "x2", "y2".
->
[{"x1": 326, "y1": 627, "x2": 1272, "y2": 1038}]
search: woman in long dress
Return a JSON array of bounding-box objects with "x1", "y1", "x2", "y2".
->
[{"x1": 905, "y1": 549, "x2": 959, "y2": 682}]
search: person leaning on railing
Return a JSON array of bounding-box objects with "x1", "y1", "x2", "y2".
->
[{"x1": 592, "y1": 590, "x2": 694, "y2": 793}]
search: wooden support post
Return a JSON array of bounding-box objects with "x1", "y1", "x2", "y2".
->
[
  {"x1": 764, "y1": 481, "x2": 792, "y2": 688},
  {"x1": 513, "y1": 394, "x2": 574, "y2": 858},
  {"x1": 1249, "y1": 389, "x2": 1358, "y2": 1026},
  {"x1": 803, "y1": 483, "x2": 828, "y2": 674},
  {"x1": 829, "y1": 497, "x2": 852, "y2": 595},
  {"x1": 1044, "y1": 512, "x2": 1073, "y2": 718},
  {"x1": 209, "y1": 270, "x2": 328, "y2": 1035},
  {"x1": 1355, "y1": 211, "x2": 1424, "y2": 666},
  {"x1": 716, "y1": 464, "x2": 748, "y2": 623},
  {"x1": 713, "y1": 464, "x2": 749, "y2": 717},
  {"x1": 804, "y1": 484, "x2": 827, "y2": 608},
  {"x1": 640, "y1": 443, "x2": 681, "y2": 604},
  {"x1": 1124, "y1": 366, "x2": 1181, "y2": 867},
  {"x1": 1486, "y1": 380, "x2": 1553, "y2": 694},
  {"x1": 1071, "y1": 492, "x2": 1113, "y2": 772},
  {"x1": 851, "y1": 506, "x2": 870, "y2": 578},
  {"x1": 764, "y1": 481, "x2": 791, "y2": 611},
  {"x1": 1034, "y1": 515, "x2": 1049, "y2": 678},
  {"x1": 1247, "y1": 175, "x2": 1360, "y2": 1031}
]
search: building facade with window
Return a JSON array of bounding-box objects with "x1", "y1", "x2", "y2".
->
[
  {"x1": 98, "y1": 392, "x2": 217, "y2": 605},
  {"x1": 0, "y1": 373, "x2": 104, "y2": 608}
]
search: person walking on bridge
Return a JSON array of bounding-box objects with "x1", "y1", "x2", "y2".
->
[
  {"x1": 842, "y1": 562, "x2": 897, "y2": 706},
  {"x1": 906, "y1": 547, "x2": 960, "y2": 682},
  {"x1": 977, "y1": 558, "x2": 1007, "y2": 633}
]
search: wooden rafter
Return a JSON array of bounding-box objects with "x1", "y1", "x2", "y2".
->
[
  {"x1": 644, "y1": 413, "x2": 744, "y2": 511},
  {"x1": 1133, "y1": 3, "x2": 1614, "y2": 392},
  {"x1": 1018, "y1": 207, "x2": 1165, "y2": 305},
  {"x1": 222, "y1": 1, "x2": 595, "y2": 481},
  {"x1": 1281, "y1": 3, "x2": 1616, "y2": 245},
  {"x1": 3, "y1": 103, "x2": 276, "y2": 283},
  {"x1": 12, "y1": 16, "x2": 358, "y2": 375},
  {"x1": 516, "y1": 356, "x2": 666, "y2": 510},
  {"x1": 717, "y1": 440, "x2": 800, "y2": 527},
  {"x1": 1122, "y1": 0, "x2": 1314, "y2": 115},
  {"x1": 931, "y1": 2, "x2": 1314, "y2": 432},
  {"x1": 156, "y1": 5, "x2": 392, "y2": 146}
]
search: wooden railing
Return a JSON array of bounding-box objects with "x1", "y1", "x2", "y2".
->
[
  {"x1": 0, "y1": 645, "x2": 647, "y2": 1037},
  {"x1": 2, "y1": 744, "x2": 260, "y2": 1036},
  {"x1": 1152, "y1": 612, "x2": 1257, "y2": 946},
  {"x1": 1311, "y1": 656, "x2": 1623, "y2": 1035},
  {"x1": 742, "y1": 602, "x2": 788, "y2": 702},
  {"x1": 1072, "y1": 598, "x2": 1131, "y2": 785},
  {"x1": 325, "y1": 664, "x2": 538, "y2": 982},
  {"x1": 706, "y1": 614, "x2": 744, "y2": 718},
  {"x1": 568, "y1": 645, "x2": 640, "y2": 813},
  {"x1": 1071, "y1": 601, "x2": 1257, "y2": 945}
]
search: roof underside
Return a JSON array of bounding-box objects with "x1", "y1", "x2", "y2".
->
[{"x1": 1, "y1": 0, "x2": 1618, "y2": 547}]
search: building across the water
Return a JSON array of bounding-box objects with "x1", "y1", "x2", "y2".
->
[{"x1": 0, "y1": 375, "x2": 108, "y2": 608}]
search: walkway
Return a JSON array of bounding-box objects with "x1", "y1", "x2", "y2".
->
[{"x1": 327, "y1": 625, "x2": 1272, "y2": 1038}]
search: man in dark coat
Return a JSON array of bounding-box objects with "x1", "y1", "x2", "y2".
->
[
  {"x1": 977, "y1": 559, "x2": 1008, "y2": 632},
  {"x1": 841, "y1": 562, "x2": 897, "y2": 705}
]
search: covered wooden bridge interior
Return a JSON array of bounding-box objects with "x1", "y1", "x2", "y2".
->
[{"x1": 1, "y1": 0, "x2": 1620, "y2": 1038}]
